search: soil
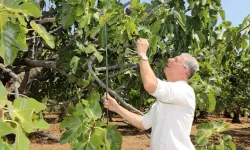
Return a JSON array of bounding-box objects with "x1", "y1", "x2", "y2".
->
[{"x1": 29, "y1": 114, "x2": 250, "y2": 150}]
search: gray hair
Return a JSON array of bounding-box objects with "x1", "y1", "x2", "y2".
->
[{"x1": 181, "y1": 53, "x2": 199, "y2": 79}]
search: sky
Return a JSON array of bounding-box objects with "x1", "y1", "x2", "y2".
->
[{"x1": 121, "y1": 0, "x2": 250, "y2": 26}]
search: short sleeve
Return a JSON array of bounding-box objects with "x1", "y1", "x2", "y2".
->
[
  {"x1": 150, "y1": 78, "x2": 171, "y2": 100},
  {"x1": 142, "y1": 103, "x2": 157, "y2": 130}
]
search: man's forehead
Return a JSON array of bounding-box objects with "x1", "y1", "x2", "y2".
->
[{"x1": 177, "y1": 54, "x2": 186, "y2": 61}]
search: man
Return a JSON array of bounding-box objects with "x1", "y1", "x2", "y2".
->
[{"x1": 103, "y1": 38, "x2": 199, "y2": 150}]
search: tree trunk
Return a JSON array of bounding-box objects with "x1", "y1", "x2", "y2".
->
[
  {"x1": 224, "y1": 110, "x2": 232, "y2": 118},
  {"x1": 232, "y1": 110, "x2": 241, "y2": 123}
]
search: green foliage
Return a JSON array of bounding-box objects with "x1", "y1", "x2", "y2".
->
[
  {"x1": 60, "y1": 90, "x2": 122, "y2": 150},
  {"x1": 195, "y1": 122, "x2": 236, "y2": 150},
  {"x1": 0, "y1": 22, "x2": 28, "y2": 66},
  {"x1": 0, "y1": 81, "x2": 49, "y2": 149}
]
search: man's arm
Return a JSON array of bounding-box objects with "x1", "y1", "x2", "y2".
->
[
  {"x1": 136, "y1": 38, "x2": 157, "y2": 94},
  {"x1": 103, "y1": 93, "x2": 146, "y2": 130},
  {"x1": 115, "y1": 105, "x2": 146, "y2": 130}
]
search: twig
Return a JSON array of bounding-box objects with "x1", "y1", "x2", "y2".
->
[
  {"x1": 35, "y1": 131, "x2": 60, "y2": 142},
  {"x1": 7, "y1": 92, "x2": 28, "y2": 99},
  {"x1": 101, "y1": 64, "x2": 138, "y2": 80},
  {"x1": 88, "y1": 59, "x2": 143, "y2": 115},
  {"x1": 37, "y1": 17, "x2": 57, "y2": 24},
  {"x1": 49, "y1": 26, "x2": 62, "y2": 34},
  {"x1": 141, "y1": 0, "x2": 173, "y2": 24}
]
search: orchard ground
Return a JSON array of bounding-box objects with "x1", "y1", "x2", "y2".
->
[{"x1": 29, "y1": 114, "x2": 250, "y2": 150}]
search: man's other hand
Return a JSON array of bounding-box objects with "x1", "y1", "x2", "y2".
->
[{"x1": 103, "y1": 93, "x2": 119, "y2": 112}]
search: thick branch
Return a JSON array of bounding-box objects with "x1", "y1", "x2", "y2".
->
[
  {"x1": 0, "y1": 64, "x2": 21, "y2": 98},
  {"x1": 141, "y1": 0, "x2": 173, "y2": 24},
  {"x1": 14, "y1": 59, "x2": 70, "y2": 76},
  {"x1": 5, "y1": 67, "x2": 42, "y2": 94},
  {"x1": 88, "y1": 59, "x2": 143, "y2": 115}
]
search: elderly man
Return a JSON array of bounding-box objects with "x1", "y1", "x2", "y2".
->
[{"x1": 103, "y1": 38, "x2": 199, "y2": 150}]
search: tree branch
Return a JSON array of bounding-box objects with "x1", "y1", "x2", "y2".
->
[
  {"x1": 35, "y1": 131, "x2": 60, "y2": 142},
  {"x1": 37, "y1": 17, "x2": 57, "y2": 24},
  {"x1": 14, "y1": 58, "x2": 70, "y2": 76},
  {"x1": 123, "y1": 1, "x2": 130, "y2": 8},
  {"x1": 96, "y1": 63, "x2": 137, "y2": 72},
  {"x1": 101, "y1": 64, "x2": 138, "y2": 80},
  {"x1": 88, "y1": 59, "x2": 143, "y2": 115},
  {"x1": 141, "y1": 0, "x2": 173, "y2": 24},
  {"x1": 7, "y1": 92, "x2": 29, "y2": 98},
  {"x1": 0, "y1": 64, "x2": 21, "y2": 98}
]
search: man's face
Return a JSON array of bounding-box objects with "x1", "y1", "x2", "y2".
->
[{"x1": 163, "y1": 55, "x2": 188, "y2": 80}]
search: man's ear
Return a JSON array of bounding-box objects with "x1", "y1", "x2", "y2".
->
[{"x1": 185, "y1": 69, "x2": 190, "y2": 78}]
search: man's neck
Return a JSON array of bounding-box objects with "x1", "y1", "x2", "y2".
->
[{"x1": 167, "y1": 77, "x2": 188, "y2": 82}]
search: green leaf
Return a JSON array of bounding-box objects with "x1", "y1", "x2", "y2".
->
[
  {"x1": 19, "y1": 2, "x2": 41, "y2": 17},
  {"x1": 0, "y1": 22, "x2": 28, "y2": 66},
  {"x1": 202, "y1": 0, "x2": 207, "y2": 5},
  {"x1": 0, "y1": 11, "x2": 10, "y2": 28},
  {"x1": 106, "y1": 124, "x2": 122, "y2": 150},
  {"x1": 79, "y1": 43, "x2": 96, "y2": 54},
  {"x1": 207, "y1": 89, "x2": 216, "y2": 112},
  {"x1": 13, "y1": 109, "x2": 34, "y2": 133},
  {"x1": 59, "y1": 4, "x2": 75, "y2": 29},
  {"x1": 228, "y1": 141, "x2": 236, "y2": 150},
  {"x1": 90, "y1": 26, "x2": 102, "y2": 38},
  {"x1": 78, "y1": 14, "x2": 92, "y2": 28},
  {"x1": 17, "y1": 14, "x2": 27, "y2": 26},
  {"x1": 70, "y1": 56, "x2": 80, "y2": 74},
  {"x1": 93, "y1": 51, "x2": 103, "y2": 63},
  {"x1": 60, "y1": 124, "x2": 81, "y2": 144},
  {"x1": 172, "y1": 10, "x2": 186, "y2": 32},
  {"x1": 0, "y1": 82, "x2": 7, "y2": 100},
  {"x1": 90, "y1": 129, "x2": 103, "y2": 147},
  {"x1": 30, "y1": 21, "x2": 55, "y2": 48},
  {"x1": 3, "y1": 0, "x2": 41, "y2": 17},
  {"x1": 0, "y1": 141, "x2": 12, "y2": 150},
  {"x1": 33, "y1": 119, "x2": 49, "y2": 130},
  {"x1": 99, "y1": 12, "x2": 115, "y2": 26},
  {"x1": 219, "y1": 9, "x2": 225, "y2": 20},
  {"x1": 75, "y1": 5, "x2": 84, "y2": 16},
  {"x1": 60, "y1": 116, "x2": 84, "y2": 129},
  {"x1": 13, "y1": 98, "x2": 46, "y2": 113},
  {"x1": 98, "y1": 27, "x2": 106, "y2": 48},
  {"x1": 151, "y1": 20, "x2": 161, "y2": 35},
  {"x1": 13, "y1": 125, "x2": 30, "y2": 150},
  {"x1": 0, "y1": 121, "x2": 13, "y2": 137}
]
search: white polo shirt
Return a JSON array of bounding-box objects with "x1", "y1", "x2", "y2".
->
[{"x1": 142, "y1": 78, "x2": 195, "y2": 150}]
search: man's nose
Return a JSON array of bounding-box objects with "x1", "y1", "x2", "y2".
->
[{"x1": 168, "y1": 58, "x2": 174, "y2": 63}]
